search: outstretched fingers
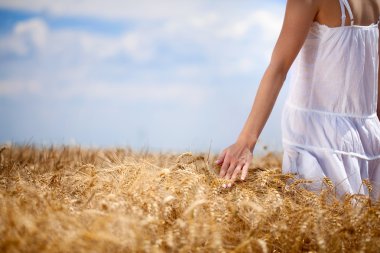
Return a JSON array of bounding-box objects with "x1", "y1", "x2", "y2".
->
[{"x1": 224, "y1": 162, "x2": 236, "y2": 181}]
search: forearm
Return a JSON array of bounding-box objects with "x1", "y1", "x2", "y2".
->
[
  {"x1": 231, "y1": 0, "x2": 318, "y2": 151},
  {"x1": 237, "y1": 64, "x2": 287, "y2": 150}
]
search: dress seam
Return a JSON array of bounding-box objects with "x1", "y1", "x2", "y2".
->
[
  {"x1": 282, "y1": 139, "x2": 380, "y2": 160},
  {"x1": 285, "y1": 102, "x2": 377, "y2": 119}
]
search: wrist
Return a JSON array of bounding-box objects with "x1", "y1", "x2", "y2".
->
[{"x1": 237, "y1": 133, "x2": 258, "y2": 152}]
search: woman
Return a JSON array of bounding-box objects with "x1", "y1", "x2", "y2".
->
[{"x1": 216, "y1": 0, "x2": 380, "y2": 200}]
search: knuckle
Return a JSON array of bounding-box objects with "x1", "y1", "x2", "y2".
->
[{"x1": 231, "y1": 157, "x2": 239, "y2": 164}]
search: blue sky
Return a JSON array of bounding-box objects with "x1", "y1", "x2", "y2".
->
[{"x1": 0, "y1": 0, "x2": 290, "y2": 154}]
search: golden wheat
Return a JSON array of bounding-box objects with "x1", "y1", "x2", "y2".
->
[{"x1": 0, "y1": 145, "x2": 379, "y2": 253}]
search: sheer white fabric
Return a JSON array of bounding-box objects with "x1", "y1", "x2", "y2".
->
[{"x1": 281, "y1": 0, "x2": 380, "y2": 200}]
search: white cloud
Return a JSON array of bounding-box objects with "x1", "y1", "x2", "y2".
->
[
  {"x1": 0, "y1": 80, "x2": 42, "y2": 95},
  {"x1": 0, "y1": 18, "x2": 48, "y2": 55},
  {"x1": 122, "y1": 32, "x2": 155, "y2": 62},
  {"x1": 0, "y1": 1, "x2": 285, "y2": 98},
  {"x1": 0, "y1": 7, "x2": 283, "y2": 67},
  {"x1": 0, "y1": 34, "x2": 28, "y2": 55},
  {"x1": 14, "y1": 18, "x2": 48, "y2": 49},
  {"x1": 71, "y1": 83, "x2": 209, "y2": 106},
  {"x1": 0, "y1": 19, "x2": 156, "y2": 62},
  {"x1": 0, "y1": 1, "x2": 287, "y2": 151},
  {"x1": 0, "y1": 78, "x2": 209, "y2": 107},
  {"x1": 0, "y1": 0, "x2": 205, "y2": 21}
]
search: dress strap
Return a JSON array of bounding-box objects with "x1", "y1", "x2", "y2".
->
[
  {"x1": 338, "y1": 0, "x2": 346, "y2": 26},
  {"x1": 339, "y1": 0, "x2": 354, "y2": 26}
]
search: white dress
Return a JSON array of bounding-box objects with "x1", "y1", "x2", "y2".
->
[{"x1": 281, "y1": 0, "x2": 380, "y2": 200}]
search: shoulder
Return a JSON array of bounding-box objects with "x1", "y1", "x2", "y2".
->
[
  {"x1": 284, "y1": 0, "x2": 321, "y2": 18},
  {"x1": 285, "y1": 0, "x2": 322, "y2": 8},
  {"x1": 283, "y1": 0, "x2": 321, "y2": 23}
]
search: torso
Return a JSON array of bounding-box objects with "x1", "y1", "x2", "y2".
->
[{"x1": 281, "y1": 0, "x2": 380, "y2": 201}]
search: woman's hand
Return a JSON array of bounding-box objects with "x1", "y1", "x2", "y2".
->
[{"x1": 215, "y1": 139, "x2": 254, "y2": 188}]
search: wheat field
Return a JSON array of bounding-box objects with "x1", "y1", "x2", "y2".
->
[{"x1": 0, "y1": 145, "x2": 379, "y2": 253}]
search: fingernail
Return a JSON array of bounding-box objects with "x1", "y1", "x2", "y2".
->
[
  {"x1": 222, "y1": 184, "x2": 226, "y2": 188},
  {"x1": 215, "y1": 160, "x2": 220, "y2": 164},
  {"x1": 228, "y1": 183, "x2": 232, "y2": 188}
]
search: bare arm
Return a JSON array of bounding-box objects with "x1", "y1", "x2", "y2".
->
[{"x1": 216, "y1": 0, "x2": 320, "y2": 187}]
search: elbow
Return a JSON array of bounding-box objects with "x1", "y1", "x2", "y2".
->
[{"x1": 267, "y1": 60, "x2": 289, "y2": 85}]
